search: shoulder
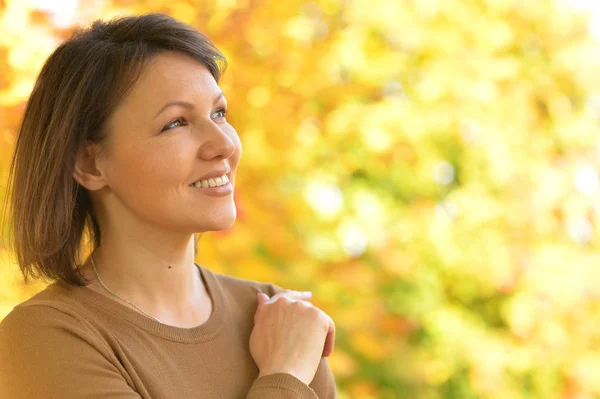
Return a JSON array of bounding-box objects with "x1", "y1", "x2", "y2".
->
[
  {"x1": 2, "y1": 280, "x2": 91, "y2": 324},
  {"x1": 0, "y1": 302, "x2": 76, "y2": 342},
  {"x1": 0, "y1": 299, "x2": 104, "y2": 347},
  {"x1": 0, "y1": 301, "x2": 117, "y2": 377},
  {"x1": 203, "y1": 266, "x2": 290, "y2": 298},
  {"x1": 0, "y1": 282, "x2": 112, "y2": 357},
  {"x1": 0, "y1": 297, "x2": 140, "y2": 398}
]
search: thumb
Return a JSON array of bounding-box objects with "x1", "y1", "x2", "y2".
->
[{"x1": 257, "y1": 292, "x2": 270, "y2": 304}]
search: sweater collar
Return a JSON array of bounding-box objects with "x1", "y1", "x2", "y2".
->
[{"x1": 67, "y1": 263, "x2": 227, "y2": 343}]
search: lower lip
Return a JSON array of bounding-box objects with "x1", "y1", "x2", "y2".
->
[{"x1": 190, "y1": 181, "x2": 233, "y2": 197}]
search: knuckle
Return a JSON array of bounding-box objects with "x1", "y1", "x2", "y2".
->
[
  {"x1": 272, "y1": 295, "x2": 292, "y2": 306},
  {"x1": 314, "y1": 309, "x2": 330, "y2": 326},
  {"x1": 293, "y1": 298, "x2": 311, "y2": 309},
  {"x1": 304, "y1": 304, "x2": 322, "y2": 319}
]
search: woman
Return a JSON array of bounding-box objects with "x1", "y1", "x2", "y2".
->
[{"x1": 0, "y1": 13, "x2": 336, "y2": 399}]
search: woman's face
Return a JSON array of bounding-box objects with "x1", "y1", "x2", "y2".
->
[{"x1": 97, "y1": 51, "x2": 241, "y2": 233}]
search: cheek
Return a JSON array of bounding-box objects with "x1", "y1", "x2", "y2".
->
[
  {"x1": 109, "y1": 141, "x2": 188, "y2": 194},
  {"x1": 105, "y1": 143, "x2": 190, "y2": 221}
]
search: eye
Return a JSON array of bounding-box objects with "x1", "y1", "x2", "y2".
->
[
  {"x1": 161, "y1": 117, "x2": 188, "y2": 132},
  {"x1": 211, "y1": 107, "x2": 227, "y2": 120}
]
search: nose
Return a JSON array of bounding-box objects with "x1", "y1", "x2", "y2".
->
[{"x1": 197, "y1": 121, "x2": 236, "y2": 161}]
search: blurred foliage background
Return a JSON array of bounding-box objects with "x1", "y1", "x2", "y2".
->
[{"x1": 2, "y1": 0, "x2": 600, "y2": 398}]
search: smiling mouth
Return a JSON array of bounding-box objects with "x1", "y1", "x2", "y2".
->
[{"x1": 189, "y1": 174, "x2": 230, "y2": 188}]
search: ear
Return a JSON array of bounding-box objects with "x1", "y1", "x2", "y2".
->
[{"x1": 73, "y1": 143, "x2": 108, "y2": 191}]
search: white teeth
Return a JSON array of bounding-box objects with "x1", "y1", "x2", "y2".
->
[{"x1": 190, "y1": 174, "x2": 229, "y2": 188}]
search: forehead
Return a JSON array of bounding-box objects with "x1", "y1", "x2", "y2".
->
[{"x1": 116, "y1": 51, "x2": 219, "y2": 116}]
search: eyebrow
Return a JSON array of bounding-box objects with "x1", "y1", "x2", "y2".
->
[{"x1": 154, "y1": 91, "x2": 225, "y2": 119}]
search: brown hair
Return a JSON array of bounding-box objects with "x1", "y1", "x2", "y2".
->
[{"x1": 1, "y1": 13, "x2": 227, "y2": 286}]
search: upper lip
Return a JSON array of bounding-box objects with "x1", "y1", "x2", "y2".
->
[{"x1": 189, "y1": 167, "x2": 230, "y2": 185}]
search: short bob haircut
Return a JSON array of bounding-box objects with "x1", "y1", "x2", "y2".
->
[{"x1": 2, "y1": 13, "x2": 227, "y2": 287}]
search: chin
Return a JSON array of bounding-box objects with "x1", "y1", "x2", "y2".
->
[{"x1": 200, "y1": 210, "x2": 237, "y2": 232}]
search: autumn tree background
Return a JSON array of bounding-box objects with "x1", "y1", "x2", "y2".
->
[{"x1": 2, "y1": 0, "x2": 600, "y2": 398}]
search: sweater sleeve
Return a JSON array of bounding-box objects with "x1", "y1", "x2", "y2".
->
[
  {"x1": 0, "y1": 305, "x2": 142, "y2": 399},
  {"x1": 246, "y1": 372, "x2": 319, "y2": 399}
]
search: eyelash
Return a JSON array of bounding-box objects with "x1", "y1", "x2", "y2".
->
[{"x1": 160, "y1": 107, "x2": 228, "y2": 132}]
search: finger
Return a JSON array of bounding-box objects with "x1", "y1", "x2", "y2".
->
[
  {"x1": 256, "y1": 292, "x2": 270, "y2": 305},
  {"x1": 322, "y1": 316, "x2": 336, "y2": 358},
  {"x1": 267, "y1": 290, "x2": 313, "y2": 302}
]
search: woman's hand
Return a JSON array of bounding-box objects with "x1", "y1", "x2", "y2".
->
[{"x1": 249, "y1": 290, "x2": 336, "y2": 386}]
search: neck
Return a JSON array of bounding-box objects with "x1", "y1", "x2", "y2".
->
[{"x1": 86, "y1": 234, "x2": 206, "y2": 320}]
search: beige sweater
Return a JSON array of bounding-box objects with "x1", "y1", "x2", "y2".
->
[{"x1": 0, "y1": 264, "x2": 337, "y2": 398}]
